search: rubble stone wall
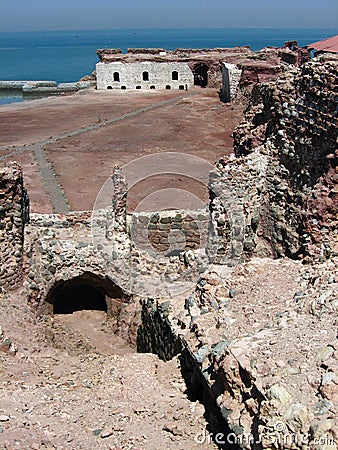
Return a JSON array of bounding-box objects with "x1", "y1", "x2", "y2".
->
[
  {"x1": 24, "y1": 212, "x2": 117, "y2": 313},
  {"x1": 212, "y1": 55, "x2": 338, "y2": 260},
  {"x1": 0, "y1": 163, "x2": 29, "y2": 290},
  {"x1": 130, "y1": 209, "x2": 209, "y2": 254}
]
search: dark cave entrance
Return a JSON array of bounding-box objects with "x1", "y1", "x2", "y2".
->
[
  {"x1": 45, "y1": 272, "x2": 128, "y2": 316},
  {"x1": 193, "y1": 63, "x2": 209, "y2": 88},
  {"x1": 53, "y1": 285, "x2": 107, "y2": 314}
]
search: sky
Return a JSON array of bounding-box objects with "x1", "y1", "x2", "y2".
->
[{"x1": 1, "y1": 0, "x2": 337, "y2": 32}]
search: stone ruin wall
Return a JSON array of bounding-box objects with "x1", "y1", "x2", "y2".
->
[
  {"x1": 97, "y1": 46, "x2": 251, "y2": 63},
  {"x1": 221, "y1": 62, "x2": 243, "y2": 102},
  {"x1": 210, "y1": 55, "x2": 338, "y2": 261},
  {"x1": 0, "y1": 162, "x2": 29, "y2": 290},
  {"x1": 24, "y1": 211, "x2": 116, "y2": 314},
  {"x1": 131, "y1": 209, "x2": 209, "y2": 254}
]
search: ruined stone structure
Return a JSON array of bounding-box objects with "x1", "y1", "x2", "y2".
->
[
  {"x1": 96, "y1": 46, "x2": 301, "y2": 97},
  {"x1": 0, "y1": 163, "x2": 29, "y2": 290},
  {"x1": 138, "y1": 54, "x2": 338, "y2": 449},
  {"x1": 0, "y1": 53, "x2": 337, "y2": 449},
  {"x1": 221, "y1": 62, "x2": 242, "y2": 102},
  {"x1": 131, "y1": 209, "x2": 209, "y2": 254},
  {"x1": 229, "y1": 54, "x2": 338, "y2": 259}
]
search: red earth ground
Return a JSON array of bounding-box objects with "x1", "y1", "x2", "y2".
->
[{"x1": 0, "y1": 87, "x2": 244, "y2": 214}]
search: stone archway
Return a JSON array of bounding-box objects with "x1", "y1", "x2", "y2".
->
[
  {"x1": 45, "y1": 272, "x2": 128, "y2": 316},
  {"x1": 193, "y1": 63, "x2": 209, "y2": 88}
]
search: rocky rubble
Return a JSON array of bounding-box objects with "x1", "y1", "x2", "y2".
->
[{"x1": 139, "y1": 256, "x2": 337, "y2": 449}]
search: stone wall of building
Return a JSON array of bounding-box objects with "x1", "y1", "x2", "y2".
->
[
  {"x1": 130, "y1": 208, "x2": 209, "y2": 255},
  {"x1": 0, "y1": 163, "x2": 29, "y2": 290},
  {"x1": 96, "y1": 61, "x2": 193, "y2": 90}
]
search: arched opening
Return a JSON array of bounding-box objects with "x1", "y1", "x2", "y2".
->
[
  {"x1": 193, "y1": 63, "x2": 209, "y2": 88},
  {"x1": 121, "y1": 86, "x2": 126, "y2": 90},
  {"x1": 45, "y1": 272, "x2": 128, "y2": 316},
  {"x1": 113, "y1": 72, "x2": 120, "y2": 82},
  {"x1": 179, "y1": 85, "x2": 185, "y2": 90},
  {"x1": 136, "y1": 85, "x2": 142, "y2": 89},
  {"x1": 107, "y1": 85, "x2": 113, "y2": 90},
  {"x1": 172, "y1": 71, "x2": 179, "y2": 81},
  {"x1": 150, "y1": 85, "x2": 156, "y2": 89},
  {"x1": 142, "y1": 71, "x2": 149, "y2": 81},
  {"x1": 166, "y1": 85, "x2": 171, "y2": 90}
]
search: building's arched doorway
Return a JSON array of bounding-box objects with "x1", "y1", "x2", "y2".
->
[
  {"x1": 45, "y1": 272, "x2": 127, "y2": 315},
  {"x1": 193, "y1": 63, "x2": 209, "y2": 88}
]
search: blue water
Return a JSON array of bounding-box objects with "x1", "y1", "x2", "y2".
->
[{"x1": 0, "y1": 28, "x2": 336, "y2": 104}]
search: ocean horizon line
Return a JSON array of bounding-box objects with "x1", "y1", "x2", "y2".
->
[{"x1": 1, "y1": 26, "x2": 337, "y2": 35}]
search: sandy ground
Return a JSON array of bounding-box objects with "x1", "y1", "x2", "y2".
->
[{"x1": 0, "y1": 88, "x2": 244, "y2": 213}]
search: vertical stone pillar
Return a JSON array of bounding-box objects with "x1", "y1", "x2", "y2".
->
[
  {"x1": 111, "y1": 165, "x2": 128, "y2": 233},
  {"x1": 221, "y1": 63, "x2": 242, "y2": 102},
  {"x1": 0, "y1": 163, "x2": 29, "y2": 290}
]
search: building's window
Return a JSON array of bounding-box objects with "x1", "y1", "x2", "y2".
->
[
  {"x1": 121, "y1": 86, "x2": 126, "y2": 90},
  {"x1": 179, "y1": 85, "x2": 185, "y2": 90},
  {"x1": 113, "y1": 72, "x2": 120, "y2": 82},
  {"x1": 166, "y1": 85, "x2": 171, "y2": 90},
  {"x1": 172, "y1": 71, "x2": 179, "y2": 81},
  {"x1": 136, "y1": 85, "x2": 142, "y2": 89},
  {"x1": 107, "y1": 86, "x2": 113, "y2": 90},
  {"x1": 150, "y1": 85, "x2": 156, "y2": 89},
  {"x1": 143, "y1": 71, "x2": 149, "y2": 81}
]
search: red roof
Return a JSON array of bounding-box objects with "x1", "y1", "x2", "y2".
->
[{"x1": 306, "y1": 35, "x2": 338, "y2": 53}]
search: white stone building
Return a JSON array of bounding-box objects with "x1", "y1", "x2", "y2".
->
[{"x1": 96, "y1": 61, "x2": 194, "y2": 91}]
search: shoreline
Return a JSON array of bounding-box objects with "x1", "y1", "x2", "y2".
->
[{"x1": 0, "y1": 80, "x2": 95, "y2": 105}]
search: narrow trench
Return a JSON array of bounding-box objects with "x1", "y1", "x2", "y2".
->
[
  {"x1": 179, "y1": 349, "x2": 240, "y2": 450},
  {"x1": 48, "y1": 279, "x2": 238, "y2": 449}
]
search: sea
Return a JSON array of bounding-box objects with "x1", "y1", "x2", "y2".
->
[{"x1": 0, "y1": 28, "x2": 337, "y2": 105}]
